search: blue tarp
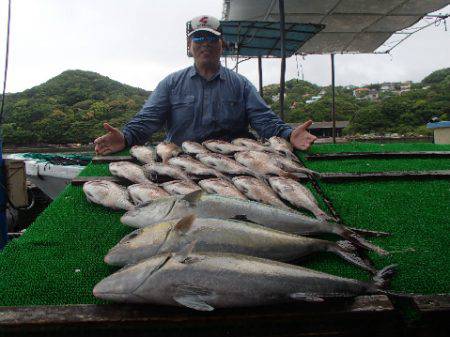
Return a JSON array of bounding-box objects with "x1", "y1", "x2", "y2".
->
[{"x1": 221, "y1": 21, "x2": 324, "y2": 58}]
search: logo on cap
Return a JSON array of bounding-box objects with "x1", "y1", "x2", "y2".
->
[{"x1": 199, "y1": 16, "x2": 209, "y2": 26}]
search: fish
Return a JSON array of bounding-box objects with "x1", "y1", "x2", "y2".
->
[
  {"x1": 168, "y1": 156, "x2": 229, "y2": 181},
  {"x1": 196, "y1": 153, "x2": 259, "y2": 177},
  {"x1": 234, "y1": 151, "x2": 298, "y2": 179},
  {"x1": 270, "y1": 153, "x2": 317, "y2": 177},
  {"x1": 198, "y1": 178, "x2": 247, "y2": 200},
  {"x1": 231, "y1": 138, "x2": 270, "y2": 152},
  {"x1": 156, "y1": 141, "x2": 182, "y2": 164},
  {"x1": 202, "y1": 140, "x2": 247, "y2": 155},
  {"x1": 109, "y1": 161, "x2": 149, "y2": 183},
  {"x1": 121, "y1": 191, "x2": 388, "y2": 256},
  {"x1": 127, "y1": 182, "x2": 169, "y2": 206},
  {"x1": 182, "y1": 141, "x2": 209, "y2": 155},
  {"x1": 268, "y1": 177, "x2": 332, "y2": 221},
  {"x1": 161, "y1": 180, "x2": 201, "y2": 195},
  {"x1": 232, "y1": 176, "x2": 291, "y2": 210},
  {"x1": 94, "y1": 248, "x2": 396, "y2": 310},
  {"x1": 130, "y1": 145, "x2": 155, "y2": 164},
  {"x1": 142, "y1": 163, "x2": 192, "y2": 182},
  {"x1": 83, "y1": 180, "x2": 134, "y2": 211},
  {"x1": 105, "y1": 215, "x2": 375, "y2": 273},
  {"x1": 267, "y1": 136, "x2": 300, "y2": 162}
]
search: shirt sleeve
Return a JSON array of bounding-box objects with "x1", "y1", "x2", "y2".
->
[
  {"x1": 122, "y1": 78, "x2": 170, "y2": 146},
  {"x1": 243, "y1": 79, "x2": 293, "y2": 140}
]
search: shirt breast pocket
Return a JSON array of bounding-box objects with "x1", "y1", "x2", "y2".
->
[
  {"x1": 220, "y1": 98, "x2": 245, "y2": 128},
  {"x1": 170, "y1": 95, "x2": 195, "y2": 126}
]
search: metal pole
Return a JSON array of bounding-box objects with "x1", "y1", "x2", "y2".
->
[
  {"x1": 278, "y1": 0, "x2": 286, "y2": 120},
  {"x1": 331, "y1": 53, "x2": 336, "y2": 144},
  {"x1": 258, "y1": 56, "x2": 263, "y2": 97}
]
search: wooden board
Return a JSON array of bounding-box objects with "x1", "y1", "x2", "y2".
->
[
  {"x1": 71, "y1": 176, "x2": 121, "y2": 186},
  {"x1": 0, "y1": 295, "x2": 398, "y2": 337},
  {"x1": 306, "y1": 151, "x2": 450, "y2": 160},
  {"x1": 319, "y1": 170, "x2": 450, "y2": 182},
  {"x1": 92, "y1": 156, "x2": 135, "y2": 163}
]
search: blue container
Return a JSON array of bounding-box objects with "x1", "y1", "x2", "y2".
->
[{"x1": 0, "y1": 139, "x2": 7, "y2": 249}]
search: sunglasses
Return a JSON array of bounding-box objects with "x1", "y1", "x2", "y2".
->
[{"x1": 191, "y1": 35, "x2": 220, "y2": 43}]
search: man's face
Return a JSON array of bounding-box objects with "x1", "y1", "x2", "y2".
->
[{"x1": 189, "y1": 31, "x2": 223, "y2": 67}]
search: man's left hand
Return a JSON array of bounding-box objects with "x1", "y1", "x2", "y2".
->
[{"x1": 290, "y1": 120, "x2": 317, "y2": 151}]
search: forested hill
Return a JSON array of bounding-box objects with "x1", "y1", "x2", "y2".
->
[
  {"x1": 1, "y1": 70, "x2": 150, "y2": 144},
  {"x1": 1, "y1": 68, "x2": 450, "y2": 145}
]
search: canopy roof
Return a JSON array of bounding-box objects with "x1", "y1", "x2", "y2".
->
[
  {"x1": 221, "y1": 21, "x2": 324, "y2": 57},
  {"x1": 222, "y1": 0, "x2": 450, "y2": 54}
]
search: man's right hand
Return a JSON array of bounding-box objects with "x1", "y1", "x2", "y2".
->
[{"x1": 94, "y1": 123, "x2": 126, "y2": 155}]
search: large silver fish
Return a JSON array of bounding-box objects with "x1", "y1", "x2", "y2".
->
[
  {"x1": 121, "y1": 191, "x2": 388, "y2": 256},
  {"x1": 94, "y1": 249, "x2": 396, "y2": 310},
  {"x1": 130, "y1": 145, "x2": 155, "y2": 164},
  {"x1": 202, "y1": 140, "x2": 247, "y2": 155},
  {"x1": 105, "y1": 215, "x2": 375, "y2": 273},
  {"x1": 270, "y1": 153, "x2": 316, "y2": 176},
  {"x1": 268, "y1": 177, "x2": 332, "y2": 221},
  {"x1": 232, "y1": 176, "x2": 291, "y2": 210},
  {"x1": 156, "y1": 142, "x2": 182, "y2": 164},
  {"x1": 168, "y1": 156, "x2": 229, "y2": 181},
  {"x1": 161, "y1": 180, "x2": 201, "y2": 195},
  {"x1": 142, "y1": 163, "x2": 192, "y2": 182},
  {"x1": 198, "y1": 178, "x2": 247, "y2": 199},
  {"x1": 181, "y1": 141, "x2": 209, "y2": 155},
  {"x1": 83, "y1": 180, "x2": 134, "y2": 211},
  {"x1": 127, "y1": 182, "x2": 169, "y2": 206},
  {"x1": 109, "y1": 161, "x2": 149, "y2": 183}
]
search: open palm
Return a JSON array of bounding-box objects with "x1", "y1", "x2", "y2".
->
[{"x1": 290, "y1": 120, "x2": 317, "y2": 151}]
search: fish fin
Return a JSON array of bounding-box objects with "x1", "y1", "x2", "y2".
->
[
  {"x1": 290, "y1": 293, "x2": 324, "y2": 302},
  {"x1": 173, "y1": 286, "x2": 216, "y2": 311},
  {"x1": 347, "y1": 227, "x2": 391, "y2": 238},
  {"x1": 330, "y1": 243, "x2": 377, "y2": 274},
  {"x1": 174, "y1": 214, "x2": 196, "y2": 234},
  {"x1": 173, "y1": 240, "x2": 202, "y2": 264},
  {"x1": 279, "y1": 171, "x2": 302, "y2": 180},
  {"x1": 339, "y1": 226, "x2": 390, "y2": 256},
  {"x1": 372, "y1": 264, "x2": 397, "y2": 289},
  {"x1": 182, "y1": 189, "x2": 203, "y2": 206}
]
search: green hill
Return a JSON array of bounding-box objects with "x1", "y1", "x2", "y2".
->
[
  {"x1": 1, "y1": 70, "x2": 150, "y2": 144},
  {"x1": 1, "y1": 68, "x2": 449, "y2": 145}
]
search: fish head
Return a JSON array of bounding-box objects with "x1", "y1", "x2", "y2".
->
[
  {"x1": 121, "y1": 196, "x2": 179, "y2": 227},
  {"x1": 93, "y1": 253, "x2": 173, "y2": 302},
  {"x1": 104, "y1": 222, "x2": 174, "y2": 266},
  {"x1": 121, "y1": 195, "x2": 193, "y2": 228},
  {"x1": 83, "y1": 181, "x2": 111, "y2": 203}
]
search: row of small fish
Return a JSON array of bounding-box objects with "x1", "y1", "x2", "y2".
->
[
  {"x1": 84, "y1": 172, "x2": 329, "y2": 221},
  {"x1": 130, "y1": 136, "x2": 302, "y2": 166}
]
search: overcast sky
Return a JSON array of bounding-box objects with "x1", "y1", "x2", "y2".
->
[{"x1": 1, "y1": 0, "x2": 450, "y2": 93}]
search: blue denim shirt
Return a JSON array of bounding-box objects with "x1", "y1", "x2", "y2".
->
[{"x1": 123, "y1": 65, "x2": 292, "y2": 146}]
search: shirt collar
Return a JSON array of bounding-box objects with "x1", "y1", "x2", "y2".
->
[{"x1": 189, "y1": 64, "x2": 225, "y2": 81}]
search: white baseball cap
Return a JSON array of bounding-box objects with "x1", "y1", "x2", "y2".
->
[{"x1": 187, "y1": 15, "x2": 222, "y2": 37}]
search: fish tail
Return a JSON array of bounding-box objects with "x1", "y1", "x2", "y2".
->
[
  {"x1": 328, "y1": 241, "x2": 377, "y2": 274},
  {"x1": 336, "y1": 226, "x2": 390, "y2": 256},
  {"x1": 372, "y1": 264, "x2": 397, "y2": 289}
]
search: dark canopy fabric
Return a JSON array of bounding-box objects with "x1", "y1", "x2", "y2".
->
[{"x1": 221, "y1": 21, "x2": 324, "y2": 57}]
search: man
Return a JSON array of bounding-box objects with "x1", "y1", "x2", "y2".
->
[{"x1": 94, "y1": 15, "x2": 317, "y2": 155}]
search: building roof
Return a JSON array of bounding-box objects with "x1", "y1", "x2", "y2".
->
[{"x1": 222, "y1": 0, "x2": 450, "y2": 54}]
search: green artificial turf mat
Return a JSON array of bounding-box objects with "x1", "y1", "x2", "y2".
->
[
  {"x1": 304, "y1": 142, "x2": 450, "y2": 154},
  {"x1": 0, "y1": 142, "x2": 448, "y2": 306}
]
